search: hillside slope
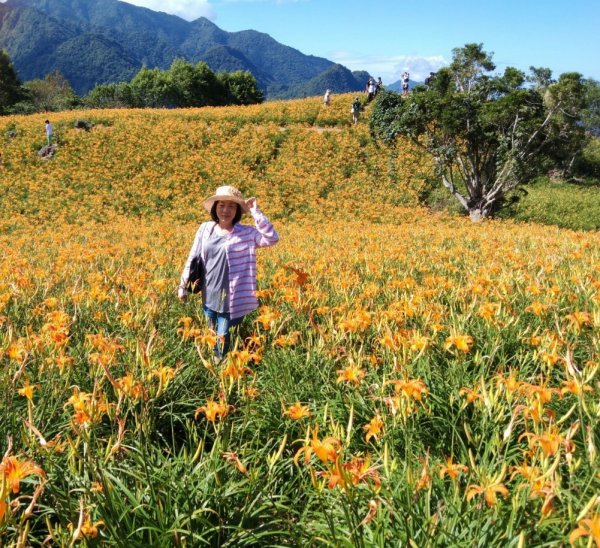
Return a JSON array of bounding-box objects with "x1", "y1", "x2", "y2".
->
[{"x1": 0, "y1": 96, "x2": 431, "y2": 230}]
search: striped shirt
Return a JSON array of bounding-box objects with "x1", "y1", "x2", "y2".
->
[{"x1": 179, "y1": 207, "x2": 279, "y2": 319}]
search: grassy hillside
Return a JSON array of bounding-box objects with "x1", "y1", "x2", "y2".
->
[
  {"x1": 1, "y1": 98, "x2": 599, "y2": 546},
  {"x1": 496, "y1": 177, "x2": 600, "y2": 230},
  {"x1": 0, "y1": 95, "x2": 430, "y2": 230}
]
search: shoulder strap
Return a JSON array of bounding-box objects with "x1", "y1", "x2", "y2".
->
[
  {"x1": 195, "y1": 222, "x2": 207, "y2": 260},
  {"x1": 199, "y1": 221, "x2": 217, "y2": 261}
]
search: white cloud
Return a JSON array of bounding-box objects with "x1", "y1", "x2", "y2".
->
[
  {"x1": 121, "y1": 0, "x2": 214, "y2": 21},
  {"x1": 328, "y1": 51, "x2": 448, "y2": 84}
]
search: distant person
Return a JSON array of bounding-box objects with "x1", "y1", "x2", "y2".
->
[
  {"x1": 376, "y1": 77, "x2": 384, "y2": 96},
  {"x1": 323, "y1": 89, "x2": 332, "y2": 107},
  {"x1": 402, "y1": 72, "x2": 410, "y2": 97},
  {"x1": 424, "y1": 72, "x2": 436, "y2": 88},
  {"x1": 366, "y1": 79, "x2": 377, "y2": 102},
  {"x1": 351, "y1": 97, "x2": 362, "y2": 125},
  {"x1": 45, "y1": 120, "x2": 54, "y2": 145}
]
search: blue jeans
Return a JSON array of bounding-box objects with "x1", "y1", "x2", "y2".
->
[{"x1": 203, "y1": 306, "x2": 244, "y2": 357}]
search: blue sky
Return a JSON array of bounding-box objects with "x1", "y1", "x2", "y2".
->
[{"x1": 122, "y1": 0, "x2": 599, "y2": 84}]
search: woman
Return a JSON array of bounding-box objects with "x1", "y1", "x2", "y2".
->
[{"x1": 178, "y1": 185, "x2": 279, "y2": 358}]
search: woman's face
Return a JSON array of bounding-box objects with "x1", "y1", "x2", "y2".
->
[{"x1": 216, "y1": 200, "x2": 238, "y2": 224}]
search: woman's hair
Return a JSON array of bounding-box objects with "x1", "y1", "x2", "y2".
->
[{"x1": 211, "y1": 201, "x2": 242, "y2": 225}]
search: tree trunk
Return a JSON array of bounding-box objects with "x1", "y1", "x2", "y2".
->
[
  {"x1": 469, "y1": 208, "x2": 485, "y2": 222},
  {"x1": 468, "y1": 200, "x2": 493, "y2": 222}
]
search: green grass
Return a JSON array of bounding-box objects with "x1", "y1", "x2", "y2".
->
[{"x1": 498, "y1": 177, "x2": 600, "y2": 231}]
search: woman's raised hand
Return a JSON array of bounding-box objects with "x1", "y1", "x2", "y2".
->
[{"x1": 245, "y1": 197, "x2": 257, "y2": 211}]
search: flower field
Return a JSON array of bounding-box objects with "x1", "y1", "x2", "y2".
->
[{"x1": 1, "y1": 95, "x2": 600, "y2": 546}]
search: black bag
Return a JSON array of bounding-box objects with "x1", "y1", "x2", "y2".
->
[{"x1": 186, "y1": 255, "x2": 204, "y2": 294}]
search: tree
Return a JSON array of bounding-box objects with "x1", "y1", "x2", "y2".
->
[
  {"x1": 190, "y1": 61, "x2": 223, "y2": 107},
  {"x1": 370, "y1": 43, "x2": 587, "y2": 221},
  {"x1": 166, "y1": 58, "x2": 203, "y2": 107},
  {"x1": 542, "y1": 72, "x2": 587, "y2": 178},
  {"x1": 130, "y1": 67, "x2": 176, "y2": 108},
  {"x1": 217, "y1": 70, "x2": 264, "y2": 105},
  {"x1": 84, "y1": 82, "x2": 135, "y2": 109},
  {"x1": 24, "y1": 71, "x2": 79, "y2": 112},
  {"x1": 0, "y1": 49, "x2": 24, "y2": 114},
  {"x1": 581, "y1": 78, "x2": 600, "y2": 136},
  {"x1": 105, "y1": 61, "x2": 263, "y2": 109},
  {"x1": 527, "y1": 66, "x2": 554, "y2": 90}
]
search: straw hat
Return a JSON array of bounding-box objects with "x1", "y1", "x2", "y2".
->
[{"x1": 203, "y1": 185, "x2": 249, "y2": 214}]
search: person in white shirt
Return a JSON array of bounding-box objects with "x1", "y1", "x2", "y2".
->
[{"x1": 45, "y1": 120, "x2": 54, "y2": 145}]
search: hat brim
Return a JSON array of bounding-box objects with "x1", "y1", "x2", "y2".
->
[{"x1": 203, "y1": 195, "x2": 250, "y2": 214}]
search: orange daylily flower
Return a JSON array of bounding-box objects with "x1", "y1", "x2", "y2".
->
[
  {"x1": 284, "y1": 402, "x2": 311, "y2": 420},
  {"x1": 459, "y1": 386, "x2": 483, "y2": 404},
  {"x1": 273, "y1": 331, "x2": 301, "y2": 347},
  {"x1": 363, "y1": 415, "x2": 384, "y2": 443},
  {"x1": 339, "y1": 310, "x2": 371, "y2": 333},
  {"x1": 478, "y1": 302, "x2": 501, "y2": 321},
  {"x1": 439, "y1": 457, "x2": 469, "y2": 481},
  {"x1": 284, "y1": 266, "x2": 310, "y2": 287},
  {"x1": 561, "y1": 379, "x2": 593, "y2": 396},
  {"x1": 255, "y1": 307, "x2": 282, "y2": 330},
  {"x1": 415, "y1": 456, "x2": 432, "y2": 493},
  {"x1": 115, "y1": 374, "x2": 146, "y2": 401},
  {"x1": 388, "y1": 378, "x2": 429, "y2": 401},
  {"x1": 336, "y1": 363, "x2": 366, "y2": 385},
  {"x1": 150, "y1": 366, "x2": 177, "y2": 387},
  {"x1": 409, "y1": 333, "x2": 430, "y2": 352},
  {"x1": 80, "y1": 514, "x2": 104, "y2": 539},
  {"x1": 343, "y1": 456, "x2": 381, "y2": 490},
  {"x1": 195, "y1": 399, "x2": 232, "y2": 423},
  {"x1": 444, "y1": 334, "x2": 474, "y2": 353},
  {"x1": 221, "y1": 359, "x2": 253, "y2": 381},
  {"x1": 496, "y1": 370, "x2": 521, "y2": 394},
  {"x1": 7, "y1": 342, "x2": 27, "y2": 363},
  {"x1": 195, "y1": 330, "x2": 218, "y2": 349},
  {"x1": 570, "y1": 513, "x2": 600, "y2": 547},
  {"x1": 18, "y1": 383, "x2": 38, "y2": 401},
  {"x1": 525, "y1": 301, "x2": 550, "y2": 316},
  {"x1": 510, "y1": 463, "x2": 542, "y2": 483},
  {"x1": 565, "y1": 311, "x2": 593, "y2": 332},
  {"x1": 466, "y1": 480, "x2": 509, "y2": 507},
  {"x1": 294, "y1": 426, "x2": 342, "y2": 465},
  {"x1": 519, "y1": 426, "x2": 565, "y2": 457},
  {"x1": 177, "y1": 317, "x2": 203, "y2": 340},
  {"x1": 0, "y1": 455, "x2": 45, "y2": 494}
]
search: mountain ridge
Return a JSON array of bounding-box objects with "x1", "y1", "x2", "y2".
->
[{"x1": 0, "y1": 0, "x2": 369, "y2": 97}]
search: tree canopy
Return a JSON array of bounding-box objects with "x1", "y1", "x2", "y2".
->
[
  {"x1": 85, "y1": 59, "x2": 263, "y2": 109},
  {"x1": 24, "y1": 70, "x2": 79, "y2": 112},
  {"x1": 370, "y1": 43, "x2": 589, "y2": 221},
  {"x1": 0, "y1": 49, "x2": 23, "y2": 114}
]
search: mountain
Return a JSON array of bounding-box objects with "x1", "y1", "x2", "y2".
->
[
  {"x1": 0, "y1": 0, "x2": 369, "y2": 98},
  {"x1": 286, "y1": 64, "x2": 368, "y2": 99}
]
